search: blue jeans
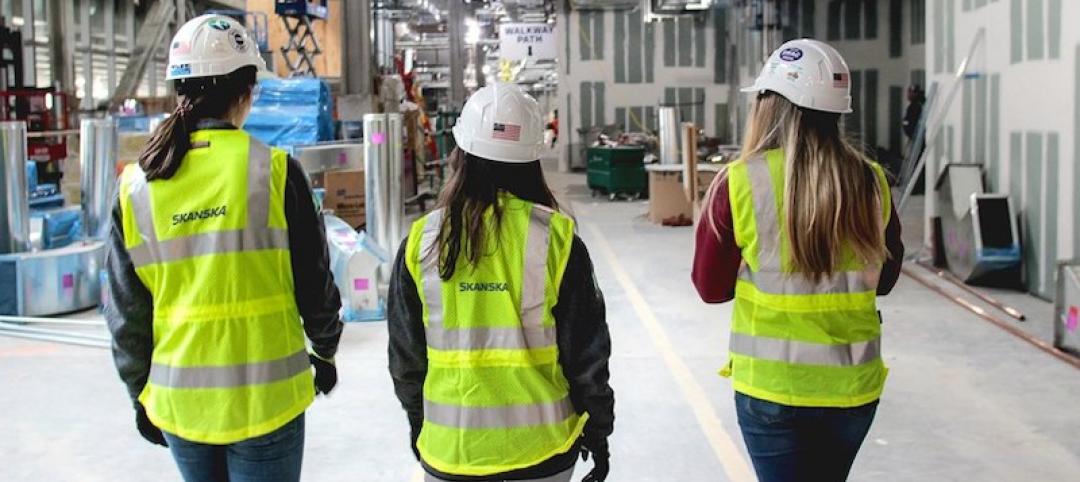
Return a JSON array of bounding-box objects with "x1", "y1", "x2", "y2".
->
[
  {"x1": 735, "y1": 393, "x2": 878, "y2": 482},
  {"x1": 162, "y1": 414, "x2": 305, "y2": 482}
]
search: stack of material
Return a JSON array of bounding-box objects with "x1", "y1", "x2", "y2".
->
[{"x1": 244, "y1": 77, "x2": 334, "y2": 149}]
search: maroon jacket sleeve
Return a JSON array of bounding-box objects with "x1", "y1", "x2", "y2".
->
[{"x1": 692, "y1": 176, "x2": 742, "y2": 304}]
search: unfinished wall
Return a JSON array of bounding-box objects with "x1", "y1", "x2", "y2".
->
[
  {"x1": 557, "y1": 6, "x2": 734, "y2": 169},
  {"x1": 926, "y1": 0, "x2": 1075, "y2": 299}
]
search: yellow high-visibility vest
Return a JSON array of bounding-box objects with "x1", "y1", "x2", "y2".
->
[
  {"x1": 723, "y1": 148, "x2": 892, "y2": 408},
  {"x1": 405, "y1": 194, "x2": 587, "y2": 476},
  {"x1": 119, "y1": 129, "x2": 312, "y2": 444}
]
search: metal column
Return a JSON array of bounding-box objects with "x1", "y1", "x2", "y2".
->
[
  {"x1": 79, "y1": 119, "x2": 118, "y2": 240},
  {"x1": 448, "y1": 5, "x2": 466, "y2": 107},
  {"x1": 340, "y1": 0, "x2": 373, "y2": 120},
  {"x1": 386, "y1": 113, "x2": 404, "y2": 249},
  {"x1": 0, "y1": 122, "x2": 30, "y2": 254},
  {"x1": 47, "y1": 0, "x2": 74, "y2": 90},
  {"x1": 364, "y1": 114, "x2": 389, "y2": 254}
]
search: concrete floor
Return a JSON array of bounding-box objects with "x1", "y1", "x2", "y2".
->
[{"x1": 3, "y1": 168, "x2": 1080, "y2": 481}]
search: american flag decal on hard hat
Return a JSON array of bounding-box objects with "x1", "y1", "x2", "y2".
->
[
  {"x1": 833, "y1": 73, "x2": 850, "y2": 88},
  {"x1": 492, "y1": 123, "x2": 522, "y2": 141}
]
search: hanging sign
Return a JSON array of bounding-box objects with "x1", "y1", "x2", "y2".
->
[{"x1": 499, "y1": 23, "x2": 557, "y2": 61}]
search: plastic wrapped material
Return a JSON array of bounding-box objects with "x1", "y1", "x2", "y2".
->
[
  {"x1": 25, "y1": 161, "x2": 37, "y2": 192},
  {"x1": 324, "y1": 215, "x2": 390, "y2": 322},
  {"x1": 243, "y1": 78, "x2": 334, "y2": 149},
  {"x1": 30, "y1": 206, "x2": 82, "y2": 250}
]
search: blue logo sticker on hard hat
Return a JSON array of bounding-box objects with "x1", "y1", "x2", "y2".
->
[
  {"x1": 208, "y1": 19, "x2": 231, "y2": 31},
  {"x1": 779, "y1": 48, "x2": 804, "y2": 62},
  {"x1": 169, "y1": 64, "x2": 192, "y2": 77}
]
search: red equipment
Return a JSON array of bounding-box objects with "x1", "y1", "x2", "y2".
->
[{"x1": 0, "y1": 88, "x2": 70, "y2": 162}]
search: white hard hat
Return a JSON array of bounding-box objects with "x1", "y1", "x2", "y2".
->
[
  {"x1": 741, "y1": 39, "x2": 853, "y2": 114},
  {"x1": 453, "y1": 83, "x2": 545, "y2": 163},
  {"x1": 166, "y1": 15, "x2": 273, "y2": 81}
]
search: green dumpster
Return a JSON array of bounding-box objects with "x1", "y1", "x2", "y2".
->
[{"x1": 586, "y1": 146, "x2": 648, "y2": 200}]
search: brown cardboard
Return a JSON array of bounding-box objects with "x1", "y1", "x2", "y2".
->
[
  {"x1": 646, "y1": 165, "x2": 721, "y2": 225},
  {"x1": 323, "y1": 169, "x2": 366, "y2": 229}
]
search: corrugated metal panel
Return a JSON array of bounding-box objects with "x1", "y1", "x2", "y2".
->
[
  {"x1": 975, "y1": 76, "x2": 987, "y2": 163},
  {"x1": 715, "y1": 103, "x2": 730, "y2": 142},
  {"x1": 695, "y1": 16, "x2": 706, "y2": 68},
  {"x1": 614, "y1": 11, "x2": 626, "y2": 82},
  {"x1": 594, "y1": 11, "x2": 605, "y2": 60},
  {"x1": 989, "y1": 74, "x2": 1000, "y2": 190},
  {"x1": 844, "y1": 0, "x2": 861, "y2": 40},
  {"x1": 946, "y1": 0, "x2": 955, "y2": 68},
  {"x1": 630, "y1": 106, "x2": 645, "y2": 132},
  {"x1": 865, "y1": 69, "x2": 878, "y2": 147},
  {"x1": 912, "y1": 0, "x2": 925, "y2": 44},
  {"x1": 628, "y1": 9, "x2": 643, "y2": 83},
  {"x1": 850, "y1": 70, "x2": 863, "y2": 135},
  {"x1": 1025, "y1": 132, "x2": 1044, "y2": 294},
  {"x1": 865, "y1": 0, "x2": 878, "y2": 39},
  {"x1": 595, "y1": 82, "x2": 606, "y2": 125},
  {"x1": 1048, "y1": 0, "x2": 1061, "y2": 59},
  {"x1": 580, "y1": 82, "x2": 593, "y2": 128},
  {"x1": 1027, "y1": 0, "x2": 1044, "y2": 60},
  {"x1": 615, "y1": 107, "x2": 626, "y2": 130},
  {"x1": 889, "y1": 0, "x2": 903, "y2": 58},
  {"x1": 962, "y1": 78, "x2": 972, "y2": 162},
  {"x1": 713, "y1": 8, "x2": 727, "y2": 83},
  {"x1": 1010, "y1": 0, "x2": 1023, "y2": 64},
  {"x1": 934, "y1": 0, "x2": 944, "y2": 72},
  {"x1": 827, "y1": 1, "x2": 842, "y2": 41},
  {"x1": 695, "y1": 88, "x2": 705, "y2": 128},
  {"x1": 678, "y1": 17, "x2": 692, "y2": 67},
  {"x1": 580, "y1": 12, "x2": 593, "y2": 61},
  {"x1": 646, "y1": 106, "x2": 656, "y2": 131},
  {"x1": 889, "y1": 86, "x2": 903, "y2": 155},
  {"x1": 1009, "y1": 132, "x2": 1023, "y2": 197},
  {"x1": 663, "y1": 20, "x2": 676, "y2": 67},
  {"x1": 644, "y1": 14, "x2": 655, "y2": 83},
  {"x1": 1045, "y1": 133, "x2": 1059, "y2": 296},
  {"x1": 802, "y1": 0, "x2": 816, "y2": 38}
]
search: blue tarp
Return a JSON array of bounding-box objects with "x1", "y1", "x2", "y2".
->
[
  {"x1": 243, "y1": 77, "x2": 334, "y2": 150},
  {"x1": 31, "y1": 206, "x2": 82, "y2": 250}
]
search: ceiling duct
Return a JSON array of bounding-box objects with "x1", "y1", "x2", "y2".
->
[{"x1": 569, "y1": 0, "x2": 641, "y2": 9}]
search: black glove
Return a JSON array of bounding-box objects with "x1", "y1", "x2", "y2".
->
[
  {"x1": 580, "y1": 436, "x2": 610, "y2": 482},
  {"x1": 409, "y1": 425, "x2": 422, "y2": 461},
  {"x1": 309, "y1": 354, "x2": 338, "y2": 395},
  {"x1": 135, "y1": 404, "x2": 168, "y2": 447}
]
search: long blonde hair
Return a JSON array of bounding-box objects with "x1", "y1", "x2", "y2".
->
[{"x1": 704, "y1": 92, "x2": 887, "y2": 281}]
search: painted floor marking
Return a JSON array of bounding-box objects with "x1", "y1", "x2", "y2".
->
[{"x1": 584, "y1": 221, "x2": 755, "y2": 482}]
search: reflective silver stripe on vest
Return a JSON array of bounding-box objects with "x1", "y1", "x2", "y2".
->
[
  {"x1": 419, "y1": 205, "x2": 557, "y2": 351},
  {"x1": 745, "y1": 156, "x2": 782, "y2": 271},
  {"x1": 148, "y1": 349, "x2": 310, "y2": 389},
  {"x1": 424, "y1": 396, "x2": 575, "y2": 429},
  {"x1": 738, "y1": 265, "x2": 875, "y2": 295},
  {"x1": 128, "y1": 228, "x2": 290, "y2": 267},
  {"x1": 127, "y1": 137, "x2": 286, "y2": 268},
  {"x1": 729, "y1": 332, "x2": 881, "y2": 366}
]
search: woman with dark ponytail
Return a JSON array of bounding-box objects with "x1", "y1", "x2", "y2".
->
[{"x1": 105, "y1": 15, "x2": 343, "y2": 482}]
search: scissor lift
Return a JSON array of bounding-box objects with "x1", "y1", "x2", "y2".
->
[{"x1": 275, "y1": 1, "x2": 328, "y2": 77}]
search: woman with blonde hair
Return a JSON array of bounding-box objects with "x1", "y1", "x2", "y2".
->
[{"x1": 693, "y1": 39, "x2": 904, "y2": 482}]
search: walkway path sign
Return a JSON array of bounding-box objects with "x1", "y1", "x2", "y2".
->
[{"x1": 499, "y1": 23, "x2": 556, "y2": 61}]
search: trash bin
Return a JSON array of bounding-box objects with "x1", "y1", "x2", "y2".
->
[{"x1": 586, "y1": 146, "x2": 647, "y2": 200}]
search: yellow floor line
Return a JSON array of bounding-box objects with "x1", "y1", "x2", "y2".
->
[{"x1": 584, "y1": 222, "x2": 756, "y2": 482}]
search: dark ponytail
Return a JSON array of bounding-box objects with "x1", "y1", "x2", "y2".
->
[
  {"x1": 432, "y1": 149, "x2": 560, "y2": 280},
  {"x1": 137, "y1": 66, "x2": 258, "y2": 180}
]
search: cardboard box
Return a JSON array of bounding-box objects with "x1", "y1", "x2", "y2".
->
[
  {"x1": 645, "y1": 164, "x2": 721, "y2": 225},
  {"x1": 323, "y1": 169, "x2": 366, "y2": 229}
]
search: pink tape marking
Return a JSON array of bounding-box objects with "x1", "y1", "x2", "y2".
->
[
  {"x1": 353, "y1": 278, "x2": 370, "y2": 291},
  {"x1": 1067, "y1": 307, "x2": 1079, "y2": 332}
]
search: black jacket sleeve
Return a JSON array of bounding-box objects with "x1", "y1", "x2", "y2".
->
[
  {"x1": 878, "y1": 202, "x2": 905, "y2": 296},
  {"x1": 104, "y1": 200, "x2": 155, "y2": 406},
  {"x1": 284, "y1": 157, "x2": 344, "y2": 359},
  {"x1": 387, "y1": 240, "x2": 427, "y2": 442},
  {"x1": 555, "y1": 237, "x2": 614, "y2": 442}
]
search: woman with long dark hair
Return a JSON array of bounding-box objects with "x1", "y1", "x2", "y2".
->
[
  {"x1": 388, "y1": 83, "x2": 615, "y2": 482},
  {"x1": 105, "y1": 15, "x2": 342, "y2": 482},
  {"x1": 693, "y1": 39, "x2": 905, "y2": 481}
]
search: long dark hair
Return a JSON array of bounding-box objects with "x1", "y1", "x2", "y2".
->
[
  {"x1": 137, "y1": 66, "x2": 258, "y2": 181},
  {"x1": 432, "y1": 148, "x2": 560, "y2": 280}
]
